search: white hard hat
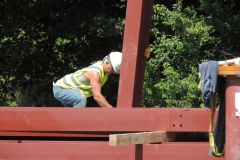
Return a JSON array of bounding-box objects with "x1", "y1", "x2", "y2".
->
[{"x1": 109, "y1": 52, "x2": 122, "y2": 74}]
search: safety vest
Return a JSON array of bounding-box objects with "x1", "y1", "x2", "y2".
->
[{"x1": 55, "y1": 61, "x2": 109, "y2": 97}]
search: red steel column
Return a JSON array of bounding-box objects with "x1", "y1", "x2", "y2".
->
[
  {"x1": 225, "y1": 76, "x2": 240, "y2": 160},
  {"x1": 117, "y1": 0, "x2": 154, "y2": 108}
]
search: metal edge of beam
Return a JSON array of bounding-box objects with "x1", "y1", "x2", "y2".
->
[{"x1": 0, "y1": 141, "x2": 223, "y2": 160}]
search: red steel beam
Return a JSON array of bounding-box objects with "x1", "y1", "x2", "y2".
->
[
  {"x1": 225, "y1": 76, "x2": 240, "y2": 160},
  {"x1": 0, "y1": 131, "x2": 110, "y2": 137},
  {"x1": 117, "y1": 0, "x2": 154, "y2": 108},
  {"x1": 0, "y1": 141, "x2": 223, "y2": 160},
  {"x1": 0, "y1": 108, "x2": 215, "y2": 133}
]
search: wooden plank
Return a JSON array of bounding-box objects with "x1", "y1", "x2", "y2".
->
[
  {"x1": 218, "y1": 66, "x2": 240, "y2": 75},
  {"x1": 109, "y1": 131, "x2": 176, "y2": 146}
]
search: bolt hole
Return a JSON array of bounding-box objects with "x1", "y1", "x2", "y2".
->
[
  {"x1": 180, "y1": 115, "x2": 182, "y2": 117},
  {"x1": 172, "y1": 124, "x2": 175, "y2": 127},
  {"x1": 180, "y1": 124, "x2": 182, "y2": 127}
]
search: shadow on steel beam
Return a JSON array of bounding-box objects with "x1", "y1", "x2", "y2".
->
[{"x1": 135, "y1": 144, "x2": 143, "y2": 160}]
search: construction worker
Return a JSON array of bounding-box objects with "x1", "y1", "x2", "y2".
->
[{"x1": 53, "y1": 52, "x2": 122, "y2": 108}]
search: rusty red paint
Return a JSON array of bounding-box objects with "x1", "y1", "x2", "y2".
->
[
  {"x1": 117, "y1": 0, "x2": 154, "y2": 108},
  {"x1": 0, "y1": 141, "x2": 223, "y2": 160},
  {"x1": 225, "y1": 76, "x2": 240, "y2": 160},
  {"x1": 0, "y1": 131, "x2": 109, "y2": 138},
  {"x1": 170, "y1": 109, "x2": 217, "y2": 132},
  {"x1": 0, "y1": 0, "x2": 235, "y2": 158},
  {"x1": 0, "y1": 108, "x2": 215, "y2": 133}
]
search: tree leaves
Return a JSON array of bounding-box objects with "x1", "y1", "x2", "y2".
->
[
  {"x1": 0, "y1": 0, "x2": 125, "y2": 106},
  {"x1": 142, "y1": 0, "x2": 236, "y2": 108},
  {"x1": 1, "y1": 0, "x2": 240, "y2": 108}
]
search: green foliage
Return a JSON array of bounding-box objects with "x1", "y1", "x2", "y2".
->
[
  {"x1": 1, "y1": 0, "x2": 240, "y2": 108},
  {"x1": 142, "y1": 1, "x2": 220, "y2": 108},
  {"x1": 143, "y1": 0, "x2": 240, "y2": 108},
  {"x1": 0, "y1": 0, "x2": 125, "y2": 106},
  {"x1": 155, "y1": 62, "x2": 201, "y2": 107}
]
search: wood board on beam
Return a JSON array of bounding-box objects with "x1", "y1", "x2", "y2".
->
[{"x1": 109, "y1": 131, "x2": 176, "y2": 146}]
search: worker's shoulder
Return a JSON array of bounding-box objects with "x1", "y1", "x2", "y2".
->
[{"x1": 83, "y1": 70, "x2": 101, "y2": 80}]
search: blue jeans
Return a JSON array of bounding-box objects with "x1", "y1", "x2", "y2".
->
[{"x1": 53, "y1": 85, "x2": 87, "y2": 108}]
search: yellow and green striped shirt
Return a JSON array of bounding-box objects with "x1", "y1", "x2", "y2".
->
[{"x1": 55, "y1": 61, "x2": 109, "y2": 97}]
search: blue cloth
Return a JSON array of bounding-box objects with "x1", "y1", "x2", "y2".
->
[
  {"x1": 199, "y1": 61, "x2": 225, "y2": 157},
  {"x1": 199, "y1": 61, "x2": 219, "y2": 108},
  {"x1": 53, "y1": 85, "x2": 87, "y2": 108}
]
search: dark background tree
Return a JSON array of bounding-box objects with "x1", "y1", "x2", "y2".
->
[
  {"x1": 1, "y1": 0, "x2": 240, "y2": 108},
  {"x1": 0, "y1": 0, "x2": 126, "y2": 107}
]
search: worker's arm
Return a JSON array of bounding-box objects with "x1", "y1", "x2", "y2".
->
[{"x1": 85, "y1": 71, "x2": 113, "y2": 108}]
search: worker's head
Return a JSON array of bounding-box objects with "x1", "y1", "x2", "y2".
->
[{"x1": 103, "y1": 52, "x2": 122, "y2": 74}]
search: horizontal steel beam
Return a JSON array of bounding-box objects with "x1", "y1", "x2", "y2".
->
[
  {"x1": 0, "y1": 131, "x2": 110, "y2": 137},
  {"x1": 0, "y1": 141, "x2": 222, "y2": 160},
  {"x1": 0, "y1": 107, "x2": 215, "y2": 132},
  {"x1": 0, "y1": 108, "x2": 216, "y2": 133}
]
